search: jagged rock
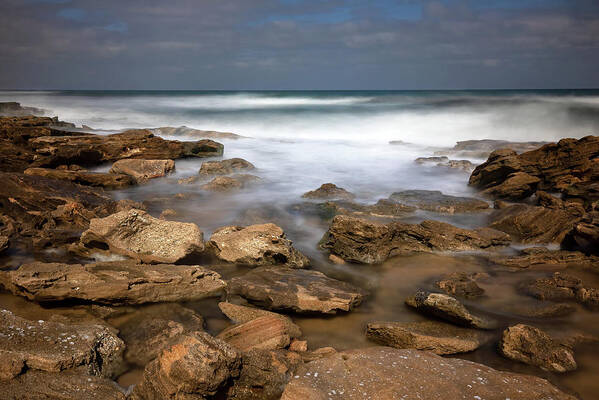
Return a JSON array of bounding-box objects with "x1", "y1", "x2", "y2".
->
[
  {"x1": 109, "y1": 159, "x2": 175, "y2": 183},
  {"x1": 0, "y1": 261, "x2": 225, "y2": 305},
  {"x1": 131, "y1": 332, "x2": 241, "y2": 400},
  {"x1": 565, "y1": 211, "x2": 599, "y2": 255},
  {"x1": 0, "y1": 309, "x2": 124, "y2": 378},
  {"x1": 208, "y1": 223, "x2": 309, "y2": 268},
  {"x1": 24, "y1": 167, "x2": 136, "y2": 189},
  {"x1": 217, "y1": 316, "x2": 291, "y2": 352},
  {"x1": 435, "y1": 272, "x2": 486, "y2": 298},
  {"x1": 366, "y1": 321, "x2": 489, "y2": 354},
  {"x1": 320, "y1": 215, "x2": 510, "y2": 264},
  {"x1": 500, "y1": 324, "x2": 577, "y2": 373},
  {"x1": 481, "y1": 172, "x2": 541, "y2": 200},
  {"x1": 281, "y1": 347, "x2": 574, "y2": 400},
  {"x1": 228, "y1": 267, "x2": 365, "y2": 314},
  {"x1": 201, "y1": 174, "x2": 262, "y2": 192},
  {"x1": 199, "y1": 158, "x2": 255, "y2": 175},
  {"x1": 226, "y1": 349, "x2": 302, "y2": 400},
  {"x1": 301, "y1": 183, "x2": 355, "y2": 200},
  {"x1": 405, "y1": 290, "x2": 496, "y2": 329},
  {"x1": 78, "y1": 209, "x2": 204, "y2": 263},
  {"x1": 389, "y1": 190, "x2": 489, "y2": 213},
  {"x1": 150, "y1": 126, "x2": 245, "y2": 140},
  {"x1": 0, "y1": 371, "x2": 127, "y2": 399},
  {"x1": 0, "y1": 102, "x2": 44, "y2": 116},
  {"x1": 523, "y1": 272, "x2": 598, "y2": 309},
  {"x1": 488, "y1": 247, "x2": 599, "y2": 268},
  {"x1": 218, "y1": 302, "x2": 302, "y2": 338}
]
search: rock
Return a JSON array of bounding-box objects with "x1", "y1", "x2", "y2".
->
[
  {"x1": 228, "y1": 266, "x2": 365, "y2": 314},
  {"x1": 481, "y1": 172, "x2": 541, "y2": 200},
  {"x1": 389, "y1": 190, "x2": 489, "y2": 213},
  {"x1": 301, "y1": 183, "x2": 355, "y2": 201},
  {"x1": 199, "y1": 158, "x2": 255, "y2": 175},
  {"x1": 109, "y1": 159, "x2": 175, "y2": 183},
  {"x1": 435, "y1": 272, "x2": 485, "y2": 298},
  {"x1": 0, "y1": 235, "x2": 8, "y2": 253},
  {"x1": 131, "y1": 332, "x2": 241, "y2": 400},
  {"x1": 208, "y1": 223, "x2": 309, "y2": 268},
  {"x1": 177, "y1": 175, "x2": 200, "y2": 185},
  {"x1": 24, "y1": 167, "x2": 136, "y2": 189},
  {"x1": 78, "y1": 209, "x2": 204, "y2": 263},
  {"x1": 0, "y1": 102, "x2": 44, "y2": 116},
  {"x1": 366, "y1": 320, "x2": 489, "y2": 354},
  {"x1": 328, "y1": 254, "x2": 345, "y2": 264},
  {"x1": 217, "y1": 316, "x2": 291, "y2": 352},
  {"x1": 564, "y1": 211, "x2": 599, "y2": 255},
  {"x1": 292, "y1": 199, "x2": 416, "y2": 221},
  {"x1": 320, "y1": 215, "x2": 510, "y2": 264},
  {"x1": 515, "y1": 303, "x2": 577, "y2": 318},
  {"x1": 523, "y1": 272, "x2": 598, "y2": 309},
  {"x1": 218, "y1": 302, "x2": 302, "y2": 338},
  {"x1": 281, "y1": 347, "x2": 575, "y2": 400},
  {"x1": 389, "y1": 140, "x2": 411, "y2": 145},
  {"x1": 289, "y1": 340, "x2": 308, "y2": 352},
  {"x1": 0, "y1": 309, "x2": 124, "y2": 378},
  {"x1": 226, "y1": 349, "x2": 302, "y2": 400},
  {"x1": 0, "y1": 371, "x2": 127, "y2": 399},
  {"x1": 150, "y1": 126, "x2": 245, "y2": 140},
  {"x1": 159, "y1": 208, "x2": 177, "y2": 220},
  {"x1": 0, "y1": 261, "x2": 226, "y2": 305},
  {"x1": 500, "y1": 324, "x2": 577, "y2": 373},
  {"x1": 201, "y1": 174, "x2": 262, "y2": 192},
  {"x1": 452, "y1": 139, "x2": 550, "y2": 155},
  {"x1": 405, "y1": 290, "x2": 496, "y2": 329},
  {"x1": 415, "y1": 156, "x2": 449, "y2": 164},
  {"x1": 443, "y1": 159, "x2": 475, "y2": 172},
  {"x1": 488, "y1": 247, "x2": 599, "y2": 268}
]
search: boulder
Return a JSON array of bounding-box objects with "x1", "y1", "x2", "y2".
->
[
  {"x1": 405, "y1": 290, "x2": 496, "y2": 329},
  {"x1": 565, "y1": 211, "x2": 599, "y2": 255},
  {"x1": 443, "y1": 159, "x2": 475, "y2": 172},
  {"x1": 78, "y1": 209, "x2": 204, "y2": 263},
  {"x1": 366, "y1": 320, "x2": 489, "y2": 355},
  {"x1": 500, "y1": 324, "x2": 577, "y2": 373},
  {"x1": 481, "y1": 172, "x2": 541, "y2": 200},
  {"x1": 291, "y1": 199, "x2": 416, "y2": 221},
  {"x1": 109, "y1": 159, "x2": 175, "y2": 183},
  {"x1": 0, "y1": 309, "x2": 124, "y2": 378},
  {"x1": 218, "y1": 302, "x2": 302, "y2": 338},
  {"x1": 131, "y1": 332, "x2": 241, "y2": 400},
  {"x1": 301, "y1": 183, "x2": 355, "y2": 200},
  {"x1": 228, "y1": 267, "x2": 365, "y2": 314},
  {"x1": 199, "y1": 158, "x2": 255, "y2": 175},
  {"x1": 435, "y1": 272, "x2": 485, "y2": 298},
  {"x1": 488, "y1": 247, "x2": 599, "y2": 268},
  {"x1": 389, "y1": 190, "x2": 489, "y2": 213},
  {"x1": 217, "y1": 316, "x2": 291, "y2": 352},
  {"x1": 0, "y1": 261, "x2": 225, "y2": 305},
  {"x1": 208, "y1": 223, "x2": 309, "y2": 268},
  {"x1": 201, "y1": 174, "x2": 262, "y2": 192},
  {"x1": 281, "y1": 347, "x2": 575, "y2": 400},
  {"x1": 320, "y1": 215, "x2": 510, "y2": 264},
  {"x1": 523, "y1": 272, "x2": 598, "y2": 309},
  {"x1": 24, "y1": 167, "x2": 136, "y2": 189}
]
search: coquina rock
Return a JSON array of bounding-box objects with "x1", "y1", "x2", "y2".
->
[
  {"x1": 24, "y1": 167, "x2": 136, "y2": 189},
  {"x1": 199, "y1": 158, "x2": 255, "y2": 175},
  {"x1": 281, "y1": 347, "x2": 575, "y2": 400},
  {"x1": 319, "y1": 215, "x2": 510, "y2": 264},
  {"x1": 109, "y1": 159, "x2": 175, "y2": 183},
  {"x1": 0, "y1": 261, "x2": 226, "y2": 305},
  {"x1": 78, "y1": 209, "x2": 204, "y2": 263},
  {"x1": 208, "y1": 223, "x2": 309, "y2": 268}
]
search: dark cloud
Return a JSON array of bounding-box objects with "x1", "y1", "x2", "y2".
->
[{"x1": 0, "y1": 0, "x2": 598, "y2": 89}]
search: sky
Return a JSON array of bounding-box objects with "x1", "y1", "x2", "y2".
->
[{"x1": 0, "y1": 0, "x2": 598, "y2": 90}]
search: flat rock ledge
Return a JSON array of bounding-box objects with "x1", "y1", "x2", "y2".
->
[
  {"x1": 281, "y1": 347, "x2": 575, "y2": 400},
  {"x1": 0, "y1": 261, "x2": 226, "y2": 305},
  {"x1": 24, "y1": 167, "x2": 136, "y2": 189},
  {"x1": 389, "y1": 190, "x2": 489, "y2": 214},
  {"x1": 109, "y1": 158, "x2": 175, "y2": 183},
  {"x1": 366, "y1": 321, "x2": 489, "y2": 355},
  {"x1": 228, "y1": 266, "x2": 366, "y2": 314},
  {"x1": 320, "y1": 215, "x2": 510, "y2": 264}
]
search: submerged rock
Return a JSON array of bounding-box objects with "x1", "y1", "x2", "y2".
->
[
  {"x1": 217, "y1": 315, "x2": 291, "y2": 352},
  {"x1": 320, "y1": 215, "x2": 510, "y2": 264},
  {"x1": 109, "y1": 158, "x2": 175, "y2": 183},
  {"x1": 201, "y1": 174, "x2": 262, "y2": 192},
  {"x1": 500, "y1": 324, "x2": 577, "y2": 373},
  {"x1": 302, "y1": 183, "x2": 355, "y2": 200},
  {"x1": 199, "y1": 158, "x2": 255, "y2": 175},
  {"x1": 281, "y1": 347, "x2": 575, "y2": 400},
  {"x1": 291, "y1": 199, "x2": 416, "y2": 221},
  {"x1": 207, "y1": 223, "x2": 309, "y2": 268},
  {"x1": 488, "y1": 247, "x2": 599, "y2": 268},
  {"x1": 218, "y1": 302, "x2": 302, "y2": 338},
  {"x1": 435, "y1": 272, "x2": 486, "y2": 298},
  {"x1": 523, "y1": 272, "x2": 598, "y2": 309},
  {"x1": 24, "y1": 167, "x2": 136, "y2": 189},
  {"x1": 405, "y1": 290, "x2": 496, "y2": 329},
  {"x1": 366, "y1": 320, "x2": 489, "y2": 355},
  {"x1": 78, "y1": 209, "x2": 204, "y2": 263},
  {"x1": 0, "y1": 261, "x2": 226, "y2": 305},
  {"x1": 0, "y1": 235, "x2": 8, "y2": 253},
  {"x1": 228, "y1": 267, "x2": 365, "y2": 314},
  {"x1": 415, "y1": 156, "x2": 449, "y2": 164},
  {"x1": 389, "y1": 190, "x2": 489, "y2": 213}
]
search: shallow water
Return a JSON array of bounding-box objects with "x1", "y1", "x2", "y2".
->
[{"x1": 1, "y1": 90, "x2": 599, "y2": 398}]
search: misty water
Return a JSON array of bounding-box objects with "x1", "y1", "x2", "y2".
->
[{"x1": 1, "y1": 90, "x2": 599, "y2": 398}]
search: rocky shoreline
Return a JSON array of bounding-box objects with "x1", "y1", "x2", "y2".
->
[{"x1": 0, "y1": 108, "x2": 598, "y2": 399}]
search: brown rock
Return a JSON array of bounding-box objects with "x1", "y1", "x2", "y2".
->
[
  {"x1": 389, "y1": 190, "x2": 489, "y2": 213},
  {"x1": 281, "y1": 347, "x2": 575, "y2": 400},
  {"x1": 0, "y1": 235, "x2": 8, "y2": 254},
  {"x1": 0, "y1": 261, "x2": 226, "y2": 305},
  {"x1": 500, "y1": 324, "x2": 577, "y2": 373},
  {"x1": 481, "y1": 172, "x2": 541, "y2": 200},
  {"x1": 78, "y1": 209, "x2": 204, "y2": 263},
  {"x1": 488, "y1": 247, "x2": 599, "y2": 268},
  {"x1": 565, "y1": 211, "x2": 599, "y2": 255},
  {"x1": 131, "y1": 332, "x2": 241, "y2": 400},
  {"x1": 201, "y1": 174, "x2": 262, "y2": 192},
  {"x1": 435, "y1": 272, "x2": 485, "y2": 298},
  {"x1": 302, "y1": 183, "x2": 355, "y2": 200},
  {"x1": 109, "y1": 159, "x2": 175, "y2": 183},
  {"x1": 366, "y1": 320, "x2": 489, "y2": 354},
  {"x1": 0, "y1": 102, "x2": 44, "y2": 117},
  {"x1": 217, "y1": 315, "x2": 291, "y2": 352},
  {"x1": 516, "y1": 303, "x2": 577, "y2": 318},
  {"x1": 320, "y1": 215, "x2": 510, "y2": 264},
  {"x1": 228, "y1": 266, "x2": 365, "y2": 314},
  {"x1": 443, "y1": 159, "x2": 475, "y2": 172},
  {"x1": 292, "y1": 199, "x2": 416, "y2": 221},
  {"x1": 24, "y1": 167, "x2": 136, "y2": 189},
  {"x1": 218, "y1": 302, "x2": 302, "y2": 338},
  {"x1": 208, "y1": 223, "x2": 309, "y2": 268},
  {"x1": 199, "y1": 158, "x2": 255, "y2": 175},
  {"x1": 415, "y1": 156, "x2": 449, "y2": 164},
  {"x1": 524, "y1": 272, "x2": 582, "y2": 302},
  {"x1": 289, "y1": 339, "x2": 308, "y2": 352},
  {"x1": 151, "y1": 126, "x2": 245, "y2": 140}
]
